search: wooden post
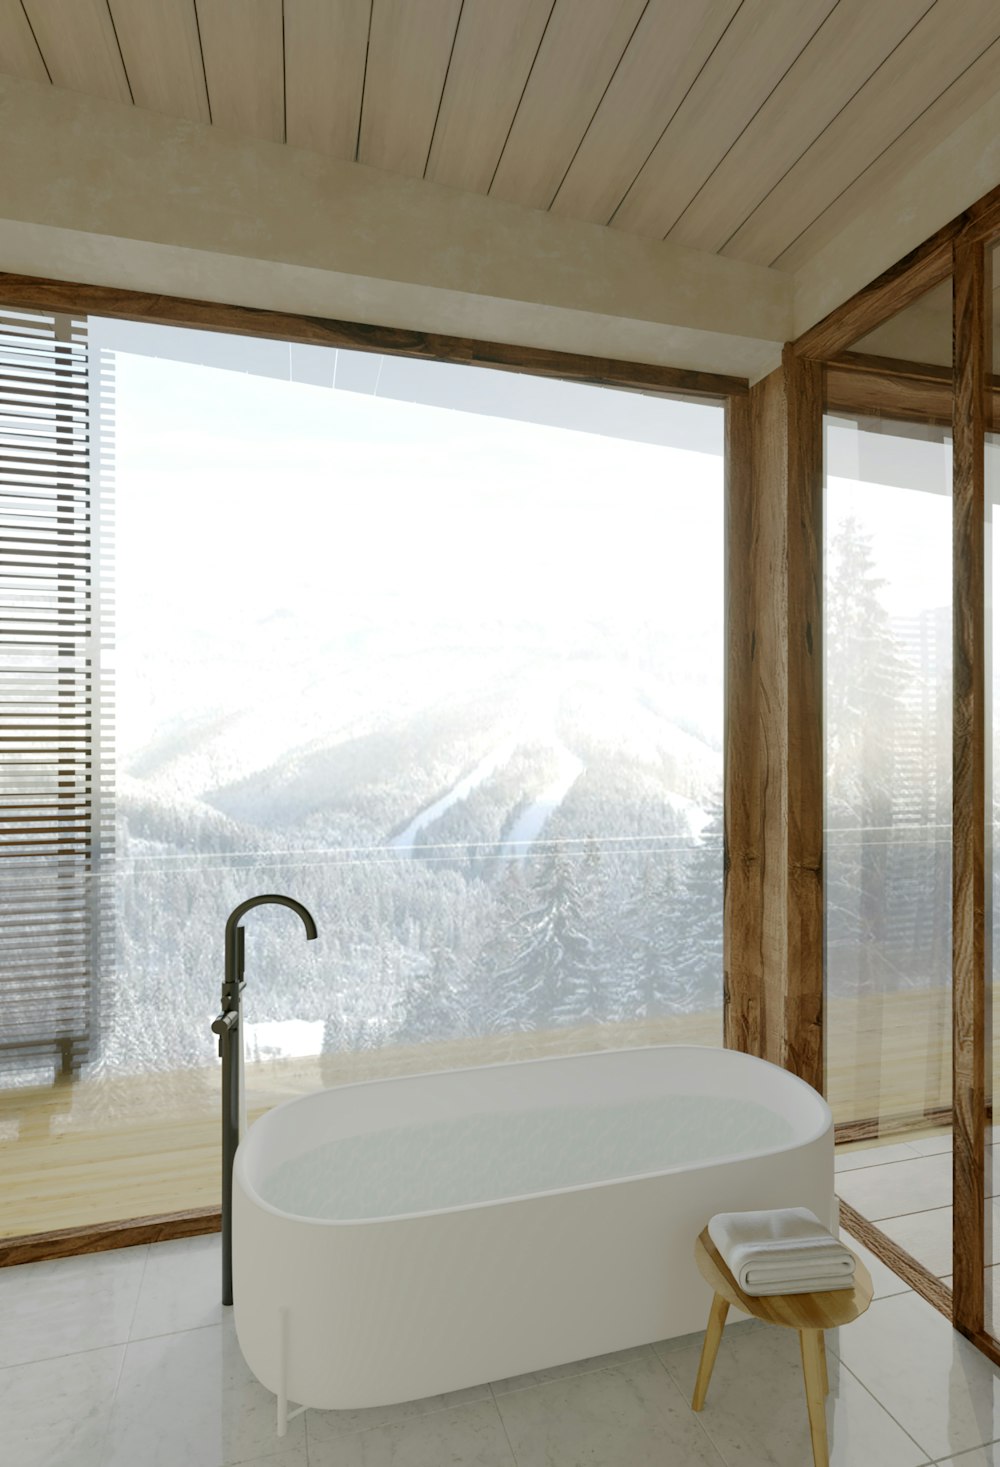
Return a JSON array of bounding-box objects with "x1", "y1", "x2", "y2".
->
[
  {"x1": 952, "y1": 235, "x2": 988, "y2": 1337},
  {"x1": 782, "y1": 347, "x2": 825, "y2": 1091},
  {"x1": 724, "y1": 393, "x2": 763, "y2": 1057},
  {"x1": 724, "y1": 356, "x2": 824, "y2": 1090}
]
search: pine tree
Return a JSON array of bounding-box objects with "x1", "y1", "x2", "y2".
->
[
  {"x1": 495, "y1": 848, "x2": 600, "y2": 1029},
  {"x1": 672, "y1": 800, "x2": 724, "y2": 1011},
  {"x1": 825, "y1": 516, "x2": 907, "y2": 998}
]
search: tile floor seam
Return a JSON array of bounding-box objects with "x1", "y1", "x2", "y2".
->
[
  {"x1": 123, "y1": 1242, "x2": 150, "y2": 1344},
  {"x1": 0, "y1": 1337, "x2": 130, "y2": 1374},
  {"x1": 491, "y1": 1354, "x2": 641, "y2": 1395},
  {"x1": 834, "y1": 1352, "x2": 938, "y2": 1462},
  {"x1": 487, "y1": 1381, "x2": 521, "y2": 1465},
  {"x1": 126, "y1": 1317, "x2": 224, "y2": 1347},
  {"x1": 638, "y1": 1340, "x2": 728, "y2": 1459}
]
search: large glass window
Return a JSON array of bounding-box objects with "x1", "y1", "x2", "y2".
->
[
  {"x1": 825, "y1": 413, "x2": 953, "y2": 1277},
  {"x1": 0, "y1": 316, "x2": 726, "y2": 1235}
]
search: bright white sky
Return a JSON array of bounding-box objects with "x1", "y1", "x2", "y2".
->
[
  {"x1": 107, "y1": 346, "x2": 726, "y2": 757},
  {"x1": 102, "y1": 331, "x2": 961, "y2": 769}
]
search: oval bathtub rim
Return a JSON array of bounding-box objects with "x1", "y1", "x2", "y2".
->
[{"x1": 233, "y1": 1043, "x2": 833, "y2": 1229}]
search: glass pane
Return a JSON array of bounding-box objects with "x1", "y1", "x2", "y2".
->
[
  {"x1": 0, "y1": 317, "x2": 726, "y2": 1235},
  {"x1": 825, "y1": 409, "x2": 953, "y2": 1281}
]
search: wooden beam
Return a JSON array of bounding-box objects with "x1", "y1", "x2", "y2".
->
[
  {"x1": 749, "y1": 367, "x2": 789, "y2": 1070},
  {"x1": 723, "y1": 392, "x2": 762, "y2": 1056},
  {"x1": 782, "y1": 347, "x2": 824, "y2": 1092},
  {"x1": 0, "y1": 272, "x2": 748, "y2": 402},
  {"x1": 795, "y1": 230, "x2": 952, "y2": 362},
  {"x1": 794, "y1": 178, "x2": 1000, "y2": 365},
  {"x1": 732, "y1": 354, "x2": 824, "y2": 1086},
  {"x1": 952, "y1": 235, "x2": 988, "y2": 1337},
  {"x1": 0, "y1": 1208, "x2": 220, "y2": 1268},
  {"x1": 825, "y1": 362, "x2": 953, "y2": 427},
  {"x1": 838, "y1": 1199, "x2": 951, "y2": 1319}
]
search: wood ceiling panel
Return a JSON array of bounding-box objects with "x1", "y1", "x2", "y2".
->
[
  {"x1": 612, "y1": 0, "x2": 839, "y2": 238},
  {"x1": 550, "y1": 0, "x2": 741, "y2": 227},
  {"x1": 425, "y1": 0, "x2": 552, "y2": 194},
  {"x1": 195, "y1": 0, "x2": 284, "y2": 143},
  {"x1": 358, "y1": 0, "x2": 462, "y2": 177},
  {"x1": 21, "y1": 0, "x2": 130, "y2": 103},
  {"x1": 284, "y1": 0, "x2": 370, "y2": 160},
  {"x1": 489, "y1": 0, "x2": 646, "y2": 211},
  {"x1": 666, "y1": 0, "x2": 933, "y2": 254},
  {"x1": 723, "y1": 2, "x2": 1000, "y2": 266},
  {"x1": 776, "y1": 35, "x2": 1000, "y2": 274},
  {"x1": 108, "y1": 0, "x2": 209, "y2": 123},
  {"x1": 0, "y1": 0, "x2": 48, "y2": 83}
]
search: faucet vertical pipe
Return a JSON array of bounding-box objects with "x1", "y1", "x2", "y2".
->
[{"x1": 213, "y1": 895, "x2": 317, "y2": 1308}]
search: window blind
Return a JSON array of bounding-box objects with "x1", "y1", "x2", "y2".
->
[{"x1": 0, "y1": 309, "x2": 114, "y2": 1080}]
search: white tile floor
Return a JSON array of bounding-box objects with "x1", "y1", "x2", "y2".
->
[
  {"x1": 834, "y1": 1130, "x2": 1000, "y2": 1285},
  {"x1": 2, "y1": 1226, "x2": 1000, "y2": 1465}
]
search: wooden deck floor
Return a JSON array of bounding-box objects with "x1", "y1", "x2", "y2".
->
[{"x1": 0, "y1": 992, "x2": 958, "y2": 1240}]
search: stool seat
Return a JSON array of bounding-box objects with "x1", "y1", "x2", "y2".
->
[{"x1": 691, "y1": 1226, "x2": 873, "y2": 1467}]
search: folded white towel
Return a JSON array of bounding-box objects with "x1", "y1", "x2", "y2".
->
[{"x1": 708, "y1": 1207, "x2": 856, "y2": 1297}]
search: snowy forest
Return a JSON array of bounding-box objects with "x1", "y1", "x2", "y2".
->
[
  {"x1": 98, "y1": 508, "x2": 955, "y2": 1080},
  {"x1": 111, "y1": 629, "x2": 726, "y2": 1073}
]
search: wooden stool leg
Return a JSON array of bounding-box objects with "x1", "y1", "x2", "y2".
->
[
  {"x1": 799, "y1": 1329, "x2": 829, "y2": 1467},
  {"x1": 691, "y1": 1293, "x2": 729, "y2": 1411},
  {"x1": 819, "y1": 1333, "x2": 829, "y2": 1396}
]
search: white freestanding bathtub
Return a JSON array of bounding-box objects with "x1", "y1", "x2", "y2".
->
[{"x1": 233, "y1": 1044, "x2": 833, "y2": 1419}]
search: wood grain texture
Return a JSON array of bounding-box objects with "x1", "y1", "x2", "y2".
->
[
  {"x1": 195, "y1": 0, "x2": 284, "y2": 141},
  {"x1": 108, "y1": 0, "x2": 210, "y2": 123},
  {"x1": 283, "y1": 0, "x2": 370, "y2": 160},
  {"x1": 724, "y1": 4, "x2": 1000, "y2": 267},
  {"x1": 0, "y1": 272, "x2": 748, "y2": 400},
  {"x1": 695, "y1": 1229, "x2": 873, "y2": 1330},
  {"x1": 735, "y1": 357, "x2": 823, "y2": 1086},
  {"x1": 489, "y1": 0, "x2": 646, "y2": 211},
  {"x1": 826, "y1": 347, "x2": 1000, "y2": 431},
  {"x1": 425, "y1": 0, "x2": 552, "y2": 194},
  {"x1": 782, "y1": 348, "x2": 824, "y2": 1092},
  {"x1": 0, "y1": 1209, "x2": 220, "y2": 1268},
  {"x1": 723, "y1": 393, "x2": 763, "y2": 1058},
  {"x1": 749, "y1": 367, "x2": 790, "y2": 1071},
  {"x1": 667, "y1": 0, "x2": 932, "y2": 254},
  {"x1": 794, "y1": 229, "x2": 953, "y2": 361},
  {"x1": 550, "y1": 0, "x2": 741, "y2": 226},
  {"x1": 776, "y1": 36, "x2": 1000, "y2": 274},
  {"x1": 691, "y1": 1291, "x2": 729, "y2": 1410},
  {"x1": 800, "y1": 1330, "x2": 830, "y2": 1464},
  {"x1": 357, "y1": 0, "x2": 462, "y2": 176},
  {"x1": 612, "y1": 0, "x2": 839, "y2": 238},
  {"x1": 21, "y1": 0, "x2": 131, "y2": 103},
  {"x1": 834, "y1": 1107, "x2": 953, "y2": 1147},
  {"x1": 825, "y1": 361, "x2": 953, "y2": 427},
  {"x1": 838, "y1": 1198, "x2": 951, "y2": 1318},
  {"x1": 951, "y1": 235, "x2": 988, "y2": 1337},
  {"x1": 0, "y1": 0, "x2": 49, "y2": 83}
]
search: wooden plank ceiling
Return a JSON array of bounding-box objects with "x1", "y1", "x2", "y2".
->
[{"x1": 4, "y1": 0, "x2": 1000, "y2": 269}]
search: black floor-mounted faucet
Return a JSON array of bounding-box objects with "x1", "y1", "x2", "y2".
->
[{"x1": 212, "y1": 895, "x2": 318, "y2": 1305}]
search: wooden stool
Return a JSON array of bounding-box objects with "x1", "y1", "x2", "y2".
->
[{"x1": 692, "y1": 1228, "x2": 873, "y2": 1467}]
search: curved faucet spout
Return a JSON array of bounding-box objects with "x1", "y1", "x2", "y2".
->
[{"x1": 225, "y1": 893, "x2": 318, "y2": 948}]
